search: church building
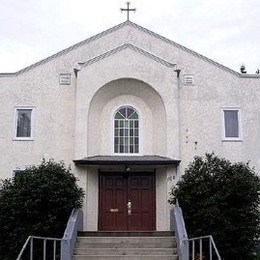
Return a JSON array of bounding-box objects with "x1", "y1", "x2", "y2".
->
[{"x1": 1, "y1": 17, "x2": 260, "y2": 232}]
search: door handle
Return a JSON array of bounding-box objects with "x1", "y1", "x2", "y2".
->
[{"x1": 127, "y1": 200, "x2": 132, "y2": 215}]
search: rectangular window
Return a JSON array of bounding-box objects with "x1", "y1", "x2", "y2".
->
[
  {"x1": 222, "y1": 108, "x2": 242, "y2": 141},
  {"x1": 14, "y1": 107, "x2": 34, "y2": 140}
]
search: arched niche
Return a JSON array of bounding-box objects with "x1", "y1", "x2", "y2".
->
[{"x1": 87, "y1": 78, "x2": 167, "y2": 156}]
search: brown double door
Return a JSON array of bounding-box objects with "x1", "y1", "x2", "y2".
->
[{"x1": 99, "y1": 172, "x2": 155, "y2": 231}]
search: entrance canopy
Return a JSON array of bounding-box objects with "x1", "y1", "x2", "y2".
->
[{"x1": 74, "y1": 155, "x2": 180, "y2": 169}]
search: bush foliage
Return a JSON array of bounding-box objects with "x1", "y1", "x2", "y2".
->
[
  {"x1": 169, "y1": 153, "x2": 260, "y2": 259},
  {"x1": 0, "y1": 159, "x2": 84, "y2": 260}
]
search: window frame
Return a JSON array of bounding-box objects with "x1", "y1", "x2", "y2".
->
[
  {"x1": 113, "y1": 105, "x2": 140, "y2": 155},
  {"x1": 221, "y1": 107, "x2": 242, "y2": 141},
  {"x1": 13, "y1": 106, "x2": 35, "y2": 141}
]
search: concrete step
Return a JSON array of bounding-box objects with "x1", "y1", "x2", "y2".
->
[
  {"x1": 73, "y1": 232, "x2": 178, "y2": 260},
  {"x1": 73, "y1": 256, "x2": 178, "y2": 260},
  {"x1": 76, "y1": 236, "x2": 176, "y2": 245},
  {"x1": 75, "y1": 241, "x2": 175, "y2": 248},
  {"x1": 78, "y1": 231, "x2": 175, "y2": 237},
  {"x1": 74, "y1": 247, "x2": 177, "y2": 255}
]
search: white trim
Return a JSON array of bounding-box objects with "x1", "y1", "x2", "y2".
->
[
  {"x1": 221, "y1": 107, "x2": 242, "y2": 141},
  {"x1": 13, "y1": 106, "x2": 35, "y2": 141}
]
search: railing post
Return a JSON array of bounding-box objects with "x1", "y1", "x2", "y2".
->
[
  {"x1": 53, "y1": 240, "x2": 57, "y2": 260},
  {"x1": 43, "y1": 239, "x2": 46, "y2": 260},
  {"x1": 30, "y1": 237, "x2": 33, "y2": 260},
  {"x1": 200, "y1": 238, "x2": 202, "y2": 260},
  {"x1": 61, "y1": 239, "x2": 71, "y2": 260},
  {"x1": 209, "y1": 239, "x2": 212, "y2": 260},
  {"x1": 192, "y1": 240, "x2": 195, "y2": 260}
]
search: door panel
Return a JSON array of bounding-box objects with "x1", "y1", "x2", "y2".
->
[
  {"x1": 99, "y1": 172, "x2": 155, "y2": 231},
  {"x1": 128, "y1": 174, "x2": 155, "y2": 230},
  {"x1": 99, "y1": 174, "x2": 128, "y2": 230}
]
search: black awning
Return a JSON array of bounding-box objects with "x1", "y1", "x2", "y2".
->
[{"x1": 73, "y1": 155, "x2": 180, "y2": 166}]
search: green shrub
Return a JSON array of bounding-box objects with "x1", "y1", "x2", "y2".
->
[
  {"x1": 0, "y1": 159, "x2": 84, "y2": 260},
  {"x1": 169, "y1": 153, "x2": 260, "y2": 259}
]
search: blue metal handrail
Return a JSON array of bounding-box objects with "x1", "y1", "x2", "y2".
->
[
  {"x1": 16, "y1": 208, "x2": 83, "y2": 260},
  {"x1": 171, "y1": 201, "x2": 221, "y2": 260},
  {"x1": 185, "y1": 235, "x2": 221, "y2": 260},
  {"x1": 61, "y1": 208, "x2": 83, "y2": 260},
  {"x1": 16, "y1": 236, "x2": 62, "y2": 260},
  {"x1": 172, "y1": 201, "x2": 189, "y2": 260}
]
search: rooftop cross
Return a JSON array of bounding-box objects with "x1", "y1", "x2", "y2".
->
[{"x1": 120, "y1": 2, "x2": 136, "y2": 21}]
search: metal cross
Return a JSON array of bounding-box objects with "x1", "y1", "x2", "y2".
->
[{"x1": 120, "y1": 2, "x2": 136, "y2": 21}]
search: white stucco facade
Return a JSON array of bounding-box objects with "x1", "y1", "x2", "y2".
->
[{"x1": 1, "y1": 21, "x2": 259, "y2": 231}]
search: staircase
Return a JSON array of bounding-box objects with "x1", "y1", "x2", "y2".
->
[{"x1": 73, "y1": 231, "x2": 178, "y2": 260}]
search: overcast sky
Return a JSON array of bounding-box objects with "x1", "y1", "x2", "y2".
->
[{"x1": 0, "y1": 0, "x2": 259, "y2": 73}]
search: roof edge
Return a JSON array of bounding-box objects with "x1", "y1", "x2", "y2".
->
[
  {"x1": 73, "y1": 155, "x2": 181, "y2": 166},
  {"x1": 0, "y1": 73, "x2": 16, "y2": 77},
  {"x1": 240, "y1": 73, "x2": 260, "y2": 79},
  {"x1": 78, "y1": 42, "x2": 176, "y2": 69}
]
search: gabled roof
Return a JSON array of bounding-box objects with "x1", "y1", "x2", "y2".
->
[
  {"x1": 78, "y1": 43, "x2": 176, "y2": 69},
  {"x1": 0, "y1": 20, "x2": 259, "y2": 78}
]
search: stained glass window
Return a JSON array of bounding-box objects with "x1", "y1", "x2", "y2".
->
[{"x1": 14, "y1": 108, "x2": 34, "y2": 140}]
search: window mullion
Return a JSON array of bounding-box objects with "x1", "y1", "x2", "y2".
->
[
  {"x1": 123, "y1": 120, "x2": 126, "y2": 153},
  {"x1": 125, "y1": 120, "x2": 129, "y2": 153}
]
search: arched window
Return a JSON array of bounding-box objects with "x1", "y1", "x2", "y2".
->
[{"x1": 114, "y1": 106, "x2": 139, "y2": 154}]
